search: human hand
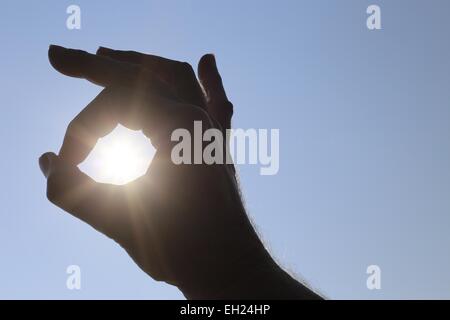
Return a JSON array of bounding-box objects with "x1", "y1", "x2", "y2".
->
[{"x1": 39, "y1": 45, "x2": 320, "y2": 299}]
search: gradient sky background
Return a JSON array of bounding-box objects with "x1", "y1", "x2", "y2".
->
[{"x1": 1, "y1": 0, "x2": 450, "y2": 299}]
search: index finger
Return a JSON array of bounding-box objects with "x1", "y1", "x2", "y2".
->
[
  {"x1": 96, "y1": 47, "x2": 206, "y2": 109},
  {"x1": 48, "y1": 45, "x2": 173, "y2": 98}
]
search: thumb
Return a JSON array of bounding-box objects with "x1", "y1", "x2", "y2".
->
[
  {"x1": 198, "y1": 54, "x2": 233, "y2": 131},
  {"x1": 38, "y1": 152, "x2": 131, "y2": 242},
  {"x1": 39, "y1": 151, "x2": 55, "y2": 178},
  {"x1": 39, "y1": 152, "x2": 96, "y2": 212}
]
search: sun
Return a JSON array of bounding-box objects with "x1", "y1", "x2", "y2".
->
[{"x1": 79, "y1": 125, "x2": 156, "y2": 185}]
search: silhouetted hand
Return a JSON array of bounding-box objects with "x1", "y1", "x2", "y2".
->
[{"x1": 39, "y1": 45, "x2": 320, "y2": 299}]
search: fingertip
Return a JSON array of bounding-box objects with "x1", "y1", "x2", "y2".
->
[
  {"x1": 48, "y1": 44, "x2": 65, "y2": 55},
  {"x1": 198, "y1": 53, "x2": 217, "y2": 78},
  {"x1": 48, "y1": 45, "x2": 67, "y2": 71},
  {"x1": 39, "y1": 152, "x2": 57, "y2": 178},
  {"x1": 48, "y1": 45, "x2": 88, "y2": 78},
  {"x1": 198, "y1": 53, "x2": 229, "y2": 103},
  {"x1": 199, "y1": 53, "x2": 216, "y2": 64}
]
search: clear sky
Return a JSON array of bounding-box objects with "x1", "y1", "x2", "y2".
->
[{"x1": 1, "y1": 0, "x2": 450, "y2": 299}]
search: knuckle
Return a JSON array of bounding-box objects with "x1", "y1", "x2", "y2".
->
[
  {"x1": 66, "y1": 119, "x2": 76, "y2": 132},
  {"x1": 175, "y1": 61, "x2": 195, "y2": 79},
  {"x1": 224, "y1": 100, "x2": 234, "y2": 118},
  {"x1": 180, "y1": 61, "x2": 194, "y2": 73},
  {"x1": 66, "y1": 119, "x2": 82, "y2": 136}
]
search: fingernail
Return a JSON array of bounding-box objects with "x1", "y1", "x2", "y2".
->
[
  {"x1": 49, "y1": 45, "x2": 88, "y2": 58},
  {"x1": 204, "y1": 53, "x2": 217, "y2": 69},
  {"x1": 48, "y1": 44, "x2": 66, "y2": 56},
  {"x1": 48, "y1": 45, "x2": 67, "y2": 69},
  {"x1": 49, "y1": 44, "x2": 65, "y2": 50}
]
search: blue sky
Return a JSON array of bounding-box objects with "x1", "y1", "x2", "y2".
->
[{"x1": 1, "y1": 0, "x2": 450, "y2": 299}]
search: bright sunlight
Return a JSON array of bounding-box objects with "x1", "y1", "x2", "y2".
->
[{"x1": 79, "y1": 125, "x2": 156, "y2": 185}]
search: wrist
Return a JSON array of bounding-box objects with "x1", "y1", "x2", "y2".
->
[
  {"x1": 178, "y1": 243, "x2": 274, "y2": 299},
  {"x1": 178, "y1": 243, "x2": 321, "y2": 300}
]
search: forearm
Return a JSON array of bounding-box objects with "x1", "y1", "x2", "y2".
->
[
  {"x1": 179, "y1": 244, "x2": 322, "y2": 300},
  {"x1": 211, "y1": 259, "x2": 322, "y2": 300},
  {"x1": 176, "y1": 169, "x2": 321, "y2": 299}
]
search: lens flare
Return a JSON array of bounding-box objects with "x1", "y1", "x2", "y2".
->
[{"x1": 79, "y1": 125, "x2": 155, "y2": 185}]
